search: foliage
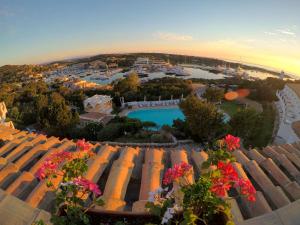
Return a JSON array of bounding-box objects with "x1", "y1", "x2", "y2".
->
[
  {"x1": 146, "y1": 135, "x2": 256, "y2": 225},
  {"x1": 179, "y1": 95, "x2": 226, "y2": 143},
  {"x1": 229, "y1": 104, "x2": 275, "y2": 148},
  {"x1": 36, "y1": 92, "x2": 79, "y2": 135},
  {"x1": 203, "y1": 87, "x2": 224, "y2": 103},
  {"x1": 229, "y1": 108, "x2": 260, "y2": 144},
  {"x1": 113, "y1": 72, "x2": 140, "y2": 97},
  {"x1": 35, "y1": 140, "x2": 104, "y2": 225},
  {"x1": 113, "y1": 76, "x2": 192, "y2": 103}
]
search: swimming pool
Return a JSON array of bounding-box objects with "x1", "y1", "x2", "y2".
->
[
  {"x1": 127, "y1": 107, "x2": 185, "y2": 127},
  {"x1": 127, "y1": 107, "x2": 230, "y2": 128}
]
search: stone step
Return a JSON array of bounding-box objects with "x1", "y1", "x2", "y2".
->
[
  {"x1": 100, "y1": 147, "x2": 140, "y2": 211},
  {"x1": 232, "y1": 162, "x2": 272, "y2": 218},
  {"x1": 132, "y1": 148, "x2": 164, "y2": 212},
  {"x1": 191, "y1": 150, "x2": 208, "y2": 174},
  {"x1": 0, "y1": 133, "x2": 36, "y2": 158},
  {"x1": 244, "y1": 160, "x2": 290, "y2": 209},
  {"x1": 280, "y1": 144, "x2": 300, "y2": 158},
  {"x1": 233, "y1": 150, "x2": 251, "y2": 166},
  {"x1": 5, "y1": 135, "x2": 47, "y2": 162},
  {"x1": 29, "y1": 140, "x2": 75, "y2": 174},
  {"x1": 0, "y1": 162, "x2": 20, "y2": 188},
  {"x1": 85, "y1": 145, "x2": 119, "y2": 183},
  {"x1": 273, "y1": 146, "x2": 300, "y2": 169},
  {"x1": 14, "y1": 136, "x2": 61, "y2": 171},
  {"x1": 262, "y1": 147, "x2": 300, "y2": 183},
  {"x1": 261, "y1": 158, "x2": 300, "y2": 201},
  {"x1": 6, "y1": 171, "x2": 39, "y2": 201}
]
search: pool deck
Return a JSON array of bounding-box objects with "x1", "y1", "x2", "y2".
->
[{"x1": 119, "y1": 105, "x2": 180, "y2": 117}]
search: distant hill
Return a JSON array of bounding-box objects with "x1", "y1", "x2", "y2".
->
[
  {"x1": 0, "y1": 64, "x2": 56, "y2": 83},
  {"x1": 46, "y1": 52, "x2": 286, "y2": 78}
]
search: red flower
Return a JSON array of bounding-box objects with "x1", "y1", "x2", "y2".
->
[
  {"x1": 76, "y1": 139, "x2": 91, "y2": 152},
  {"x1": 163, "y1": 162, "x2": 192, "y2": 185},
  {"x1": 211, "y1": 177, "x2": 231, "y2": 197},
  {"x1": 236, "y1": 178, "x2": 256, "y2": 202},
  {"x1": 74, "y1": 177, "x2": 101, "y2": 196},
  {"x1": 224, "y1": 134, "x2": 240, "y2": 151},
  {"x1": 217, "y1": 161, "x2": 238, "y2": 182}
]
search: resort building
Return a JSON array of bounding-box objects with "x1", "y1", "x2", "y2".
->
[
  {"x1": 134, "y1": 57, "x2": 150, "y2": 68},
  {"x1": 79, "y1": 112, "x2": 114, "y2": 126},
  {"x1": 80, "y1": 95, "x2": 114, "y2": 126},
  {"x1": 83, "y1": 95, "x2": 113, "y2": 114},
  {"x1": 64, "y1": 79, "x2": 100, "y2": 90},
  {"x1": 276, "y1": 83, "x2": 300, "y2": 143}
]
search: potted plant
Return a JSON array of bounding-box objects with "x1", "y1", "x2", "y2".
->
[
  {"x1": 145, "y1": 135, "x2": 256, "y2": 225},
  {"x1": 34, "y1": 139, "x2": 104, "y2": 225}
]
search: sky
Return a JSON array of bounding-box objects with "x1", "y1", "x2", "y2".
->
[{"x1": 0, "y1": 0, "x2": 300, "y2": 76}]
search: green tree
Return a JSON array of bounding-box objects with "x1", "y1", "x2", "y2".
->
[
  {"x1": 229, "y1": 108, "x2": 261, "y2": 145},
  {"x1": 203, "y1": 87, "x2": 224, "y2": 103},
  {"x1": 36, "y1": 92, "x2": 79, "y2": 134},
  {"x1": 114, "y1": 72, "x2": 140, "y2": 95},
  {"x1": 179, "y1": 95, "x2": 225, "y2": 143},
  {"x1": 83, "y1": 122, "x2": 103, "y2": 141}
]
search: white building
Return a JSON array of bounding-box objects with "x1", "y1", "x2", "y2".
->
[
  {"x1": 275, "y1": 83, "x2": 300, "y2": 143},
  {"x1": 80, "y1": 95, "x2": 113, "y2": 126},
  {"x1": 134, "y1": 57, "x2": 150, "y2": 67},
  {"x1": 83, "y1": 95, "x2": 113, "y2": 114}
]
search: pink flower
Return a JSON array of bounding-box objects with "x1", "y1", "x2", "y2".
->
[
  {"x1": 35, "y1": 151, "x2": 72, "y2": 180},
  {"x1": 73, "y1": 177, "x2": 101, "y2": 196},
  {"x1": 76, "y1": 139, "x2": 91, "y2": 152},
  {"x1": 224, "y1": 134, "x2": 240, "y2": 151},
  {"x1": 163, "y1": 162, "x2": 192, "y2": 185},
  {"x1": 35, "y1": 160, "x2": 58, "y2": 180}
]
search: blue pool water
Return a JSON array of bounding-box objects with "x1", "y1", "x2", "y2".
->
[
  {"x1": 127, "y1": 107, "x2": 185, "y2": 127},
  {"x1": 127, "y1": 107, "x2": 231, "y2": 128}
]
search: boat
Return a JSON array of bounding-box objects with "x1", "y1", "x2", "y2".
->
[
  {"x1": 165, "y1": 66, "x2": 190, "y2": 76},
  {"x1": 124, "y1": 68, "x2": 149, "y2": 78}
]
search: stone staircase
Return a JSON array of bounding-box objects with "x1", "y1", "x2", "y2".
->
[{"x1": 0, "y1": 125, "x2": 300, "y2": 225}]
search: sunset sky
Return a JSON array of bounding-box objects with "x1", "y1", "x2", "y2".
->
[{"x1": 1, "y1": 0, "x2": 300, "y2": 76}]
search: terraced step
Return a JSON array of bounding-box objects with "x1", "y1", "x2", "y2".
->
[{"x1": 0, "y1": 125, "x2": 300, "y2": 225}]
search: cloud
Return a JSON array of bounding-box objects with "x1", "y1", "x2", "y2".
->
[
  {"x1": 264, "y1": 31, "x2": 277, "y2": 36},
  {"x1": 276, "y1": 29, "x2": 296, "y2": 36},
  {"x1": 153, "y1": 32, "x2": 193, "y2": 41},
  {"x1": 264, "y1": 27, "x2": 296, "y2": 37}
]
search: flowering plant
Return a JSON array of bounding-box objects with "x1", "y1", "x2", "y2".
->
[
  {"x1": 146, "y1": 135, "x2": 256, "y2": 225},
  {"x1": 35, "y1": 139, "x2": 104, "y2": 225}
]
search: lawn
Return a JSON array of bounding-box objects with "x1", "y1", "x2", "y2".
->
[{"x1": 220, "y1": 101, "x2": 242, "y2": 117}]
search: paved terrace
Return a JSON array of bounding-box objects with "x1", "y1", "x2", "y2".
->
[{"x1": 0, "y1": 125, "x2": 300, "y2": 224}]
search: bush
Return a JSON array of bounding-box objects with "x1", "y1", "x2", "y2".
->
[{"x1": 97, "y1": 123, "x2": 123, "y2": 141}]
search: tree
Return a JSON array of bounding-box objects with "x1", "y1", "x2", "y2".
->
[
  {"x1": 179, "y1": 95, "x2": 225, "y2": 143},
  {"x1": 113, "y1": 72, "x2": 140, "y2": 96},
  {"x1": 83, "y1": 123, "x2": 103, "y2": 141},
  {"x1": 36, "y1": 92, "x2": 79, "y2": 134},
  {"x1": 229, "y1": 108, "x2": 261, "y2": 147},
  {"x1": 203, "y1": 87, "x2": 224, "y2": 103}
]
